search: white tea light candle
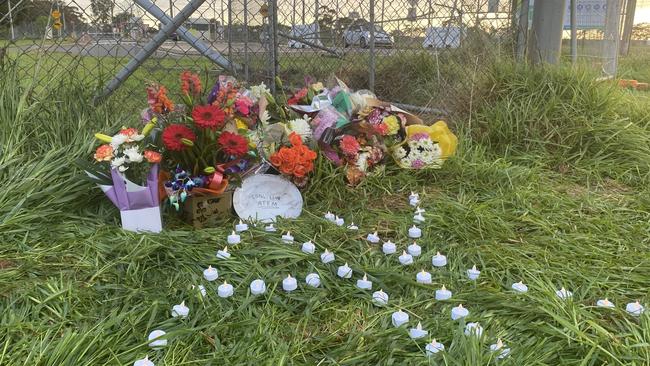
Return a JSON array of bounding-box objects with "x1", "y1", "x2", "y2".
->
[
  {"x1": 489, "y1": 339, "x2": 511, "y2": 359},
  {"x1": 281, "y1": 231, "x2": 294, "y2": 244},
  {"x1": 216, "y1": 247, "x2": 231, "y2": 260},
  {"x1": 511, "y1": 281, "x2": 528, "y2": 293},
  {"x1": 356, "y1": 273, "x2": 372, "y2": 290},
  {"x1": 556, "y1": 287, "x2": 572, "y2": 300},
  {"x1": 324, "y1": 211, "x2": 335, "y2": 221},
  {"x1": 171, "y1": 301, "x2": 189, "y2": 319},
  {"x1": 408, "y1": 225, "x2": 422, "y2": 238},
  {"x1": 301, "y1": 240, "x2": 315, "y2": 254},
  {"x1": 431, "y1": 252, "x2": 447, "y2": 267},
  {"x1": 382, "y1": 241, "x2": 396, "y2": 255},
  {"x1": 435, "y1": 285, "x2": 452, "y2": 300},
  {"x1": 133, "y1": 355, "x2": 155, "y2": 366},
  {"x1": 334, "y1": 216, "x2": 344, "y2": 226},
  {"x1": 147, "y1": 330, "x2": 167, "y2": 348},
  {"x1": 416, "y1": 270, "x2": 432, "y2": 284},
  {"x1": 466, "y1": 265, "x2": 480, "y2": 280},
  {"x1": 596, "y1": 298, "x2": 615, "y2": 308},
  {"x1": 366, "y1": 231, "x2": 380, "y2": 243},
  {"x1": 347, "y1": 222, "x2": 359, "y2": 230},
  {"x1": 235, "y1": 220, "x2": 248, "y2": 232},
  {"x1": 217, "y1": 281, "x2": 234, "y2": 298},
  {"x1": 408, "y1": 322, "x2": 428, "y2": 339},
  {"x1": 391, "y1": 309, "x2": 410, "y2": 327},
  {"x1": 415, "y1": 206, "x2": 426, "y2": 214},
  {"x1": 264, "y1": 223, "x2": 277, "y2": 232},
  {"x1": 203, "y1": 265, "x2": 219, "y2": 281},
  {"x1": 409, "y1": 192, "x2": 419, "y2": 201},
  {"x1": 425, "y1": 339, "x2": 445, "y2": 355},
  {"x1": 372, "y1": 289, "x2": 389, "y2": 306},
  {"x1": 305, "y1": 273, "x2": 321, "y2": 288},
  {"x1": 320, "y1": 249, "x2": 335, "y2": 264},
  {"x1": 399, "y1": 250, "x2": 414, "y2": 265},
  {"x1": 407, "y1": 242, "x2": 422, "y2": 257},
  {"x1": 451, "y1": 304, "x2": 469, "y2": 320},
  {"x1": 227, "y1": 231, "x2": 241, "y2": 244},
  {"x1": 626, "y1": 301, "x2": 645, "y2": 316},
  {"x1": 250, "y1": 279, "x2": 266, "y2": 295},
  {"x1": 283, "y1": 274, "x2": 298, "y2": 292},
  {"x1": 413, "y1": 213, "x2": 425, "y2": 224},
  {"x1": 464, "y1": 322, "x2": 483, "y2": 337},
  {"x1": 337, "y1": 263, "x2": 353, "y2": 278}
]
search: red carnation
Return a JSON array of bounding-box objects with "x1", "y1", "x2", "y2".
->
[
  {"x1": 218, "y1": 131, "x2": 249, "y2": 157},
  {"x1": 162, "y1": 124, "x2": 196, "y2": 151},
  {"x1": 192, "y1": 104, "x2": 226, "y2": 129}
]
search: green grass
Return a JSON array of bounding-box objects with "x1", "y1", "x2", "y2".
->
[{"x1": 1, "y1": 55, "x2": 650, "y2": 365}]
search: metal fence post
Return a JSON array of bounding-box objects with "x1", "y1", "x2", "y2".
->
[
  {"x1": 620, "y1": 0, "x2": 637, "y2": 56},
  {"x1": 369, "y1": 0, "x2": 376, "y2": 91},
  {"x1": 571, "y1": 0, "x2": 577, "y2": 64},
  {"x1": 603, "y1": 0, "x2": 623, "y2": 76},
  {"x1": 515, "y1": 0, "x2": 530, "y2": 62}
]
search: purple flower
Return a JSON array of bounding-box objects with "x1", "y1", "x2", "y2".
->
[
  {"x1": 207, "y1": 81, "x2": 221, "y2": 105},
  {"x1": 141, "y1": 108, "x2": 153, "y2": 124},
  {"x1": 411, "y1": 159, "x2": 425, "y2": 169}
]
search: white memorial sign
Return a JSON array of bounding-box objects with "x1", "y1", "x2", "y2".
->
[{"x1": 233, "y1": 174, "x2": 303, "y2": 222}]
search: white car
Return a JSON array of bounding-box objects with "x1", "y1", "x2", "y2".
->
[
  {"x1": 422, "y1": 27, "x2": 462, "y2": 49},
  {"x1": 343, "y1": 24, "x2": 393, "y2": 48}
]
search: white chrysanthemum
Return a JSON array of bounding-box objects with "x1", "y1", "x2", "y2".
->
[
  {"x1": 111, "y1": 156, "x2": 126, "y2": 169},
  {"x1": 357, "y1": 152, "x2": 370, "y2": 172},
  {"x1": 288, "y1": 117, "x2": 312, "y2": 140},
  {"x1": 123, "y1": 146, "x2": 143, "y2": 163},
  {"x1": 250, "y1": 83, "x2": 270, "y2": 100},
  {"x1": 393, "y1": 146, "x2": 407, "y2": 159},
  {"x1": 110, "y1": 134, "x2": 128, "y2": 149}
]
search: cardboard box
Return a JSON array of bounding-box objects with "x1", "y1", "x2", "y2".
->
[{"x1": 183, "y1": 191, "x2": 233, "y2": 228}]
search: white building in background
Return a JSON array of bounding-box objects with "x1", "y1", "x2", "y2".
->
[{"x1": 184, "y1": 18, "x2": 219, "y2": 42}]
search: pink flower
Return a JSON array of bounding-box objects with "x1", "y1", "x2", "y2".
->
[
  {"x1": 410, "y1": 133, "x2": 430, "y2": 141},
  {"x1": 340, "y1": 135, "x2": 361, "y2": 157},
  {"x1": 235, "y1": 96, "x2": 253, "y2": 116},
  {"x1": 411, "y1": 159, "x2": 425, "y2": 169}
]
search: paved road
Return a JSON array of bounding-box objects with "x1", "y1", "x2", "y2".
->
[{"x1": 6, "y1": 39, "x2": 411, "y2": 59}]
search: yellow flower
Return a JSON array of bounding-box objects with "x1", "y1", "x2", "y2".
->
[
  {"x1": 235, "y1": 118, "x2": 249, "y2": 131},
  {"x1": 383, "y1": 115, "x2": 400, "y2": 135}
]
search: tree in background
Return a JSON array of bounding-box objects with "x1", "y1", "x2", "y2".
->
[{"x1": 91, "y1": 0, "x2": 115, "y2": 31}]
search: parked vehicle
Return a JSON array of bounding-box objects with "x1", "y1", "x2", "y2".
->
[
  {"x1": 422, "y1": 27, "x2": 462, "y2": 49},
  {"x1": 343, "y1": 23, "x2": 393, "y2": 48}
]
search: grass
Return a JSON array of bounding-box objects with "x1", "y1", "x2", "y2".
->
[{"x1": 1, "y1": 53, "x2": 650, "y2": 365}]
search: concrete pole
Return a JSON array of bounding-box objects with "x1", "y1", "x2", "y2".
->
[
  {"x1": 620, "y1": 0, "x2": 636, "y2": 56},
  {"x1": 529, "y1": 0, "x2": 566, "y2": 65},
  {"x1": 603, "y1": 0, "x2": 623, "y2": 76}
]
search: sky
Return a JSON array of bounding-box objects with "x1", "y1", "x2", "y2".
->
[{"x1": 49, "y1": 0, "x2": 650, "y2": 29}]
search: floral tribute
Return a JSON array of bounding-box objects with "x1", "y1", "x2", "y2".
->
[
  {"x1": 269, "y1": 132, "x2": 318, "y2": 187},
  {"x1": 140, "y1": 72, "x2": 260, "y2": 209},
  {"x1": 89, "y1": 125, "x2": 160, "y2": 183}
]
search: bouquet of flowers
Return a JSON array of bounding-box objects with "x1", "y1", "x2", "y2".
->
[
  {"x1": 391, "y1": 122, "x2": 458, "y2": 170},
  {"x1": 142, "y1": 72, "x2": 260, "y2": 210},
  {"x1": 268, "y1": 132, "x2": 318, "y2": 187},
  {"x1": 81, "y1": 124, "x2": 163, "y2": 232}
]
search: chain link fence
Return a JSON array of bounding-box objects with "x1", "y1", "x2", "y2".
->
[{"x1": 1, "y1": 0, "x2": 516, "y2": 114}]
